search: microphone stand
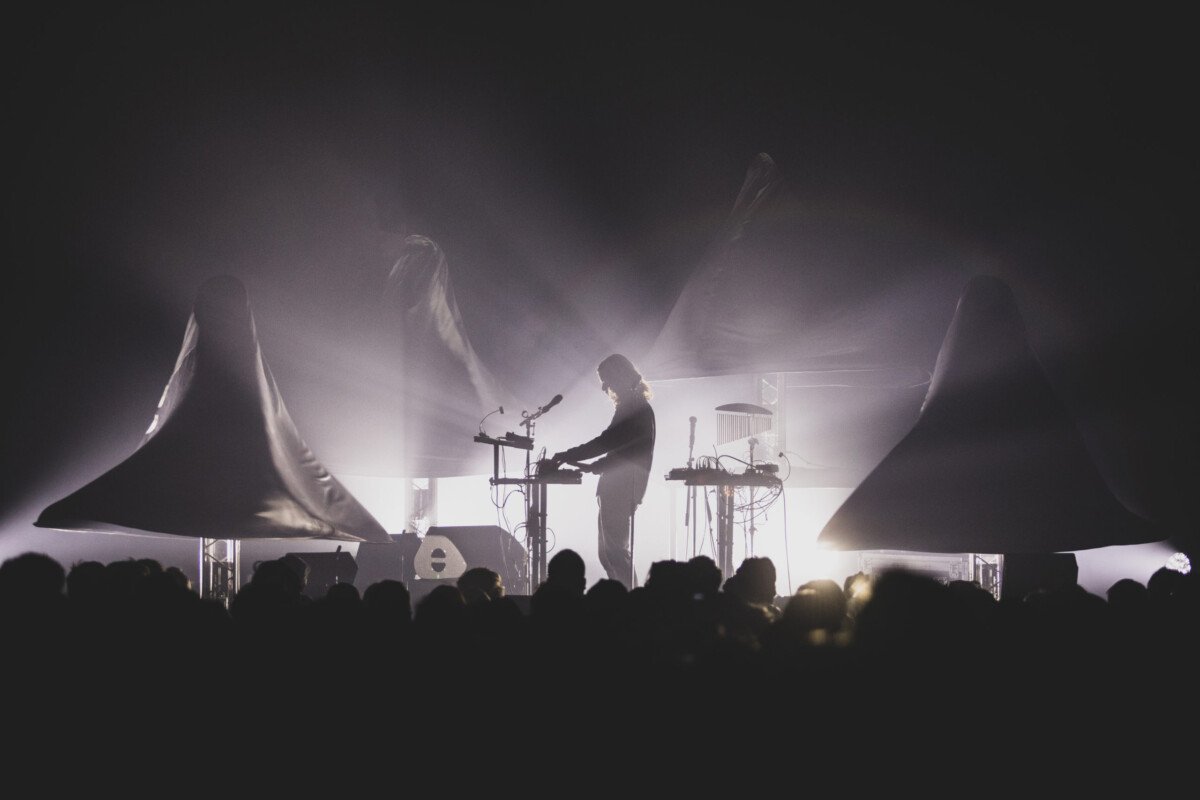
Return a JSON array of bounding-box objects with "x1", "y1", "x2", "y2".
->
[
  {"x1": 518, "y1": 411, "x2": 540, "y2": 588},
  {"x1": 520, "y1": 415, "x2": 535, "y2": 479},
  {"x1": 520, "y1": 396, "x2": 559, "y2": 476},
  {"x1": 516, "y1": 397, "x2": 560, "y2": 590}
]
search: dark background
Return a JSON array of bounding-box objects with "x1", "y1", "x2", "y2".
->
[{"x1": 3, "y1": 3, "x2": 1195, "y2": 562}]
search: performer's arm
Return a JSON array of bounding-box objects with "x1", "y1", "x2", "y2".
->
[{"x1": 555, "y1": 414, "x2": 638, "y2": 464}]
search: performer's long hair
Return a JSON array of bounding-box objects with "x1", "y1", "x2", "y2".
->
[{"x1": 599, "y1": 353, "x2": 652, "y2": 403}]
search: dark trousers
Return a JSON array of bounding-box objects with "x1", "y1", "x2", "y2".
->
[{"x1": 596, "y1": 491, "x2": 636, "y2": 589}]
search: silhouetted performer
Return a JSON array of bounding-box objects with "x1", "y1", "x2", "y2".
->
[{"x1": 552, "y1": 354, "x2": 655, "y2": 588}]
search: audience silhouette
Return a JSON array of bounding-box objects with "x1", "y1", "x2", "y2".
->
[{"x1": 3, "y1": 544, "x2": 1195, "y2": 743}]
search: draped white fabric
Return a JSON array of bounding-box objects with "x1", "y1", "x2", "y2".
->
[
  {"x1": 817, "y1": 275, "x2": 1162, "y2": 553},
  {"x1": 36, "y1": 276, "x2": 391, "y2": 542}
]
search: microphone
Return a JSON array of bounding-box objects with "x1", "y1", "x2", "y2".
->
[
  {"x1": 478, "y1": 405, "x2": 505, "y2": 431},
  {"x1": 688, "y1": 416, "x2": 697, "y2": 447},
  {"x1": 524, "y1": 394, "x2": 563, "y2": 423}
]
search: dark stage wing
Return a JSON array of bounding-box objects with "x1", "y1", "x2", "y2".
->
[
  {"x1": 36, "y1": 276, "x2": 390, "y2": 543},
  {"x1": 817, "y1": 275, "x2": 1162, "y2": 553}
]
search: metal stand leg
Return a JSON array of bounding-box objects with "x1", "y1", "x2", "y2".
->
[
  {"x1": 629, "y1": 508, "x2": 637, "y2": 588},
  {"x1": 718, "y1": 487, "x2": 734, "y2": 580},
  {"x1": 528, "y1": 483, "x2": 548, "y2": 590},
  {"x1": 703, "y1": 488, "x2": 717, "y2": 563},
  {"x1": 688, "y1": 485, "x2": 698, "y2": 559},
  {"x1": 199, "y1": 538, "x2": 240, "y2": 609}
]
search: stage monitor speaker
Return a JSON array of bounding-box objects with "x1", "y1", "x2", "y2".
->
[
  {"x1": 288, "y1": 550, "x2": 358, "y2": 600},
  {"x1": 354, "y1": 532, "x2": 422, "y2": 591},
  {"x1": 1001, "y1": 553, "x2": 1078, "y2": 601},
  {"x1": 414, "y1": 525, "x2": 527, "y2": 593}
]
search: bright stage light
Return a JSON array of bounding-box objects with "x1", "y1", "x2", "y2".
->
[
  {"x1": 1165, "y1": 552, "x2": 1191, "y2": 574},
  {"x1": 846, "y1": 572, "x2": 872, "y2": 602}
]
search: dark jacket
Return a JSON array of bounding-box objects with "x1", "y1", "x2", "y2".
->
[{"x1": 559, "y1": 396, "x2": 655, "y2": 503}]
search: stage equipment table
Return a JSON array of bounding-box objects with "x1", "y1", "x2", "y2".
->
[
  {"x1": 491, "y1": 462, "x2": 582, "y2": 590},
  {"x1": 665, "y1": 467, "x2": 782, "y2": 580}
]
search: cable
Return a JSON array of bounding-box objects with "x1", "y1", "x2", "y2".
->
[
  {"x1": 777, "y1": 452, "x2": 792, "y2": 482},
  {"x1": 779, "y1": 449, "x2": 837, "y2": 471},
  {"x1": 782, "y1": 485, "x2": 792, "y2": 594},
  {"x1": 493, "y1": 487, "x2": 521, "y2": 538},
  {"x1": 715, "y1": 454, "x2": 753, "y2": 468},
  {"x1": 731, "y1": 481, "x2": 783, "y2": 515}
]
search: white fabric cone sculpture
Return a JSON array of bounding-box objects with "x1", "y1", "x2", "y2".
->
[
  {"x1": 36, "y1": 275, "x2": 390, "y2": 543},
  {"x1": 817, "y1": 274, "x2": 1160, "y2": 554}
]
